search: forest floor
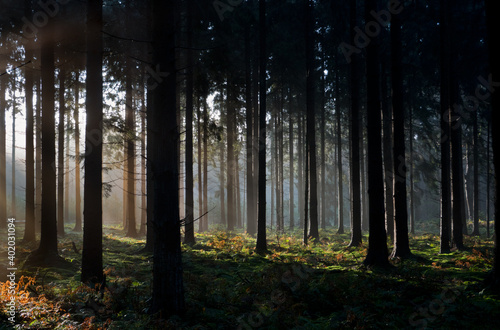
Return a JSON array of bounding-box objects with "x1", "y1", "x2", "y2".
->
[{"x1": 0, "y1": 221, "x2": 499, "y2": 329}]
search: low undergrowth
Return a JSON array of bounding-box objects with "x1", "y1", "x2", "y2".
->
[{"x1": 0, "y1": 226, "x2": 499, "y2": 329}]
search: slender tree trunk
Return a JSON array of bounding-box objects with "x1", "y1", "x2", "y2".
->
[
  {"x1": 35, "y1": 75, "x2": 41, "y2": 233},
  {"x1": 220, "y1": 126, "x2": 226, "y2": 227},
  {"x1": 360, "y1": 131, "x2": 368, "y2": 232},
  {"x1": 184, "y1": 1, "x2": 195, "y2": 244},
  {"x1": 81, "y1": 0, "x2": 103, "y2": 284},
  {"x1": 73, "y1": 72, "x2": 82, "y2": 232},
  {"x1": 439, "y1": 0, "x2": 452, "y2": 253},
  {"x1": 245, "y1": 27, "x2": 255, "y2": 235},
  {"x1": 57, "y1": 69, "x2": 65, "y2": 237},
  {"x1": 487, "y1": 119, "x2": 491, "y2": 238},
  {"x1": 304, "y1": 140, "x2": 309, "y2": 245},
  {"x1": 256, "y1": 0, "x2": 267, "y2": 252},
  {"x1": 65, "y1": 104, "x2": 69, "y2": 224},
  {"x1": 23, "y1": 17, "x2": 36, "y2": 241},
  {"x1": 336, "y1": 68, "x2": 344, "y2": 234},
  {"x1": 139, "y1": 77, "x2": 147, "y2": 236},
  {"x1": 306, "y1": 0, "x2": 318, "y2": 241},
  {"x1": 348, "y1": 0, "x2": 362, "y2": 247},
  {"x1": 381, "y1": 60, "x2": 394, "y2": 242},
  {"x1": 197, "y1": 101, "x2": 203, "y2": 232},
  {"x1": 390, "y1": 9, "x2": 412, "y2": 259},
  {"x1": 150, "y1": 0, "x2": 185, "y2": 315},
  {"x1": 227, "y1": 79, "x2": 235, "y2": 231},
  {"x1": 484, "y1": 0, "x2": 500, "y2": 287},
  {"x1": 320, "y1": 69, "x2": 326, "y2": 230},
  {"x1": 203, "y1": 97, "x2": 208, "y2": 231},
  {"x1": 236, "y1": 153, "x2": 242, "y2": 228},
  {"x1": 125, "y1": 60, "x2": 137, "y2": 238},
  {"x1": 472, "y1": 109, "x2": 480, "y2": 235},
  {"x1": 363, "y1": 0, "x2": 389, "y2": 267}
]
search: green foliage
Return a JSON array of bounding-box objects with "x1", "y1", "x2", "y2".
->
[{"x1": 0, "y1": 227, "x2": 498, "y2": 329}]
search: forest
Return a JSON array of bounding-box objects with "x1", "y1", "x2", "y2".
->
[{"x1": 0, "y1": 0, "x2": 499, "y2": 328}]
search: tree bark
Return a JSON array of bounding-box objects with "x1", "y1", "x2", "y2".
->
[
  {"x1": 0, "y1": 59, "x2": 5, "y2": 229},
  {"x1": 73, "y1": 72, "x2": 82, "y2": 232},
  {"x1": 363, "y1": 0, "x2": 389, "y2": 267},
  {"x1": 390, "y1": 10, "x2": 412, "y2": 259},
  {"x1": 245, "y1": 27, "x2": 255, "y2": 235},
  {"x1": 306, "y1": 0, "x2": 318, "y2": 241},
  {"x1": 81, "y1": 0, "x2": 104, "y2": 284},
  {"x1": 150, "y1": 0, "x2": 185, "y2": 315},
  {"x1": 348, "y1": 0, "x2": 362, "y2": 247},
  {"x1": 336, "y1": 68, "x2": 344, "y2": 234},
  {"x1": 256, "y1": 0, "x2": 267, "y2": 252},
  {"x1": 57, "y1": 68, "x2": 65, "y2": 237},
  {"x1": 125, "y1": 58, "x2": 137, "y2": 238}
]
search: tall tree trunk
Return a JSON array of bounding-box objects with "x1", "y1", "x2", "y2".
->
[
  {"x1": 23, "y1": 10, "x2": 36, "y2": 241},
  {"x1": 450, "y1": 78, "x2": 465, "y2": 249},
  {"x1": 306, "y1": 0, "x2": 318, "y2": 241},
  {"x1": 472, "y1": 109, "x2": 480, "y2": 235},
  {"x1": 348, "y1": 0, "x2": 362, "y2": 247},
  {"x1": 73, "y1": 72, "x2": 82, "y2": 232},
  {"x1": 220, "y1": 123, "x2": 226, "y2": 227},
  {"x1": 236, "y1": 153, "x2": 242, "y2": 228},
  {"x1": 197, "y1": 100, "x2": 203, "y2": 232},
  {"x1": 360, "y1": 131, "x2": 368, "y2": 232},
  {"x1": 150, "y1": 0, "x2": 185, "y2": 315},
  {"x1": 409, "y1": 104, "x2": 415, "y2": 234},
  {"x1": 65, "y1": 103, "x2": 70, "y2": 224},
  {"x1": 245, "y1": 27, "x2": 256, "y2": 235},
  {"x1": 336, "y1": 68, "x2": 344, "y2": 234},
  {"x1": 484, "y1": 0, "x2": 500, "y2": 288},
  {"x1": 390, "y1": 9, "x2": 412, "y2": 259},
  {"x1": 256, "y1": 0, "x2": 267, "y2": 252},
  {"x1": 304, "y1": 138, "x2": 309, "y2": 245},
  {"x1": 439, "y1": 0, "x2": 452, "y2": 253},
  {"x1": 139, "y1": 76, "x2": 147, "y2": 236},
  {"x1": 203, "y1": 97, "x2": 208, "y2": 231},
  {"x1": 29, "y1": 12, "x2": 60, "y2": 263},
  {"x1": 35, "y1": 75, "x2": 41, "y2": 233},
  {"x1": 363, "y1": 0, "x2": 389, "y2": 267},
  {"x1": 81, "y1": 0, "x2": 104, "y2": 284},
  {"x1": 227, "y1": 79, "x2": 235, "y2": 231},
  {"x1": 381, "y1": 60, "x2": 394, "y2": 242},
  {"x1": 57, "y1": 69, "x2": 65, "y2": 237},
  {"x1": 125, "y1": 59, "x2": 137, "y2": 238},
  {"x1": 184, "y1": 0, "x2": 195, "y2": 244},
  {"x1": 487, "y1": 118, "x2": 491, "y2": 238}
]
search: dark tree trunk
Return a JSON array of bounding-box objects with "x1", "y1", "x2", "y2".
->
[
  {"x1": 390, "y1": 10, "x2": 412, "y2": 259},
  {"x1": 487, "y1": 119, "x2": 491, "y2": 238},
  {"x1": 57, "y1": 69, "x2": 65, "y2": 237},
  {"x1": 245, "y1": 27, "x2": 256, "y2": 236},
  {"x1": 184, "y1": 0, "x2": 195, "y2": 244},
  {"x1": 381, "y1": 60, "x2": 394, "y2": 242},
  {"x1": 363, "y1": 0, "x2": 389, "y2": 268},
  {"x1": 81, "y1": 0, "x2": 104, "y2": 284},
  {"x1": 125, "y1": 55, "x2": 137, "y2": 238},
  {"x1": 439, "y1": 0, "x2": 452, "y2": 254},
  {"x1": 30, "y1": 15, "x2": 59, "y2": 261},
  {"x1": 348, "y1": 0, "x2": 362, "y2": 247},
  {"x1": 298, "y1": 112, "x2": 304, "y2": 229},
  {"x1": 220, "y1": 121, "x2": 226, "y2": 228},
  {"x1": 139, "y1": 76, "x2": 147, "y2": 236},
  {"x1": 227, "y1": 79, "x2": 235, "y2": 231},
  {"x1": 472, "y1": 109, "x2": 479, "y2": 235},
  {"x1": 485, "y1": 0, "x2": 500, "y2": 288},
  {"x1": 150, "y1": 0, "x2": 185, "y2": 315},
  {"x1": 203, "y1": 98, "x2": 208, "y2": 231},
  {"x1": 11, "y1": 88, "x2": 16, "y2": 219},
  {"x1": 336, "y1": 68, "x2": 344, "y2": 234},
  {"x1": 306, "y1": 0, "x2": 318, "y2": 241},
  {"x1": 320, "y1": 68, "x2": 326, "y2": 230},
  {"x1": 197, "y1": 99, "x2": 202, "y2": 232},
  {"x1": 73, "y1": 72, "x2": 82, "y2": 232},
  {"x1": 256, "y1": 0, "x2": 267, "y2": 253},
  {"x1": 409, "y1": 105, "x2": 415, "y2": 234},
  {"x1": 35, "y1": 76, "x2": 41, "y2": 233},
  {"x1": 450, "y1": 78, "x2": 465, "y2": 250},
  {"x1": 23, "y1": 6, "x2": 35, "y2": 241}
]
